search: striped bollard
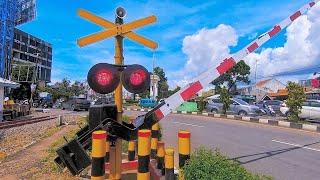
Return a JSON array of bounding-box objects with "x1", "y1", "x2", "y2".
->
[
  {"x1": 157, "y1": 141, "x2": 165, "y2": 175},
  {"x1": 91, "y1": 130, "x2": 107, "y2": 180},
  {"x1": 137, "y1": 129, "x2": 151, "y2": 180},
  {"x1": 105, "y1": 139, "x2": 110, "y2": 162},
  {"x1": 178, "y1": 130, "x2": 190, "y2": 168},
  {"x1": 165, "y1": 148, "x2": 174, "y2": 180},
  {"x1": 151, "y1": 123, "x2": 159, "y2": 159},
  {"x1": 128, "y1": 140, "x2": 136, "y2": 161}
]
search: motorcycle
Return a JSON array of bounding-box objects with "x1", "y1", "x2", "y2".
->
[{"x1": 260, "y1": 103, "x2": 276, "y2": 117}]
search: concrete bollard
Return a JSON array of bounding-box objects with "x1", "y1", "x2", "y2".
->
[
  {"x1": 151, "y1": 123, "x2": 159, "y2": 159},
  {"x1": 178, "y1": 130, "x2": 191, "y2": 168},
  {"x1": 137, "y1": 129, "x2": 151, "y2": 180},
  {"x1": 157, "y1": 141, "x2": 165, "y2": 175},
  {"x1": 91, "y1": 130, "x2": 107, "y2": 180},
  {"x1": 165, "y1": 148, "x2": 174, "y2": 180}
]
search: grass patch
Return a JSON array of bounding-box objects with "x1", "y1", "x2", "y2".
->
[
  {"x1": 41, "y1": 116, "x2": 88, "y2": 175},
  {"x1": 122, "y1": 140, "x2": 129, "y2": 153},
  {"x1": 181, "y1": 147, "x2": 272, "y2": 180}
]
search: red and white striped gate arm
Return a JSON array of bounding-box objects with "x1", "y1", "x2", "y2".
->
[{"x1": 153, "y1": 1, "x2": 320, "y2": 121}]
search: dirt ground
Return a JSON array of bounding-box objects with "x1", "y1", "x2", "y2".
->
[{"x1": 0, "y1": 124, "x2": 79, "y2": 180}]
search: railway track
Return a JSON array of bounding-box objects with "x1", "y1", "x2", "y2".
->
[{"x1": 0, "y1": 116, "x2": 58, "y2": 130}]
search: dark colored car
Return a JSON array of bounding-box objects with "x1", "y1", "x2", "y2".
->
[
  {"x1": 33, "y1": 97, "x2": 53, "y2": 108},
  {"x1": 256, "y1": 100, "x2": 283, "y2": 114},
  {"x1": 61, "y1": 97, "x2": 91, "y2": 111},
  {"x1": 94, "y1": 97, "x2": 115, "y2": 105}
]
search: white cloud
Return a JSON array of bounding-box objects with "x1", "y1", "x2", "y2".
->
[
  {"x1": 172, "y1": 24, "x2": 238, "y2": 87},
  {"x1": 244, "y1": 4, "x2": 320, "y2": 80},
  {"x1": 175, "y1": 3, "x2": 320, "y2": 88}
]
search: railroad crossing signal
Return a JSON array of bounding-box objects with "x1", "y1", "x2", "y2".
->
[
  {"x1": 77, "y1": 9, "x2": 158, "y2": 49},
  {"x1": 77, "y1": 7, "x2": 157, "y2": 179}
]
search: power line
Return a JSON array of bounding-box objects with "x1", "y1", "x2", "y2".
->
[{"x1": 255, "y1": 65, "x2": 320, "y2": 80}]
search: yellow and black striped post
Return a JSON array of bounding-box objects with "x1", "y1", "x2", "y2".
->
[
  {"x1": 165, "y1": 148, "x2": 174, "y2": 180},
  {"x1": 105, "y1": 138, "x2": 110, "y2": 162},
  {"x1": 157, "y1": 141, "x2": 165, "y2": 175},
  {"x1": 128, "y1": 118, "x2": 136, "y2": 161},
  {"x1": 151, "y1": 123, "x2": 159, "y2": 159},
  {"x1": 128, "y1": 140, "x2": 136, "y2": 161},
  {"x1": 137, "y1": 129, "x2": 151, "y2": 180},
  {"x1": 91, "y1": 130, "x2": 107, "y2": 180},
  {"x1": 178, "y1": 130, "x2": 190, "y2": 168}
]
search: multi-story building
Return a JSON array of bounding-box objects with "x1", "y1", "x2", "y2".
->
[{"x1": 11, "y1": 28, "x2": 52, "y2": 83}]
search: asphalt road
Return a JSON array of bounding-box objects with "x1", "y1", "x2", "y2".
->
[{"x1": 124, "y1": 110, "x2": 320, "y2": 180}]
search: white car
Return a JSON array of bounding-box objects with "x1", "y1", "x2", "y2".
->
[{"x1": 280, "y1": 100, "x2": 320, "y2": 120}]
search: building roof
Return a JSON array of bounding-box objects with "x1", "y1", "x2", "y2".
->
[
  {"x1": 256, "y1": 79, "x2": 272, "y2": 87},
  {"x1": 268, "y1": 89, "x2": 288, "y2": 97},
  {"x1": 0, "y1": 77, "x2": 20, "y2": 88}
]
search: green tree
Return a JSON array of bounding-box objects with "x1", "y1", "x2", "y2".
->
[
  {"x1": 154, "y1": 67, "x2": 169, "y2": 99},
  {"x1": 213, "y1": 60, "x2": 250, "y2": 94},
  {"x1": 168, "y1": 86, "x2": 181, "y2": 96},
  {"x1": 219, "y1": 87, "x2": 231, "y2": 115},
  {"x1": 37, "y1": 79, "x2": 87, "y2": 101},
  {"x1": 286, "y1": 82, "x2": 306, "y2": 121}
]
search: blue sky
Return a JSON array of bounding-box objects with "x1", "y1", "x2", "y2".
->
[{"x1": 18, "y1": 0, "x2": 319, "y2": 88}]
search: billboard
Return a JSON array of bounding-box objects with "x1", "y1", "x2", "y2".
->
[{"x1": 15, "y1": 0, "x2": 36, "y2": 26}]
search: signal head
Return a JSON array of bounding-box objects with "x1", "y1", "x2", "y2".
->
[
  {"x1": 116, "y1": 7, "x2": 126, "y2": 19},
  {"x1": 87, "y1": 63, "x2": 120, "y2": 94},
  {"x1": 122, "y1": 64, "x2": 150, "y2": 94}
]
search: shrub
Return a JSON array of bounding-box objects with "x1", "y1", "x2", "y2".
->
[
  {"x1": 181, "y1": 147, "x2": 271, "y2": 180},
  {"x1": 219, "y1": 87, "x2": 231, "y2": 114},
  {"x1": 286, "y1": 82, "x2": 306, "y2": 122}
]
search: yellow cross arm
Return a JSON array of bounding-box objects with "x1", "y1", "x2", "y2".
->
[
  {"x1": 77, "y1": 9, "x2": 158, "y2": 49},
  {"x1": 125, "y1": 32, "x2": 158, "y2": 49},
  {"x1": 77, "y1": 28, "x2": 119, "y2": 47},
  {"x1": 77, "y1": 9, "x2": 114, "y2": 28},
  {"x1": 120, "y1": 15, "x2": 157, "y2": 34}
]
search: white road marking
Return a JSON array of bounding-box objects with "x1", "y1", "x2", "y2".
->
[
  {"x1": 172, "y1": 121, "x2": 204, "y2": 128},
  {"x1": 272, "y1": 139, "x2": 320, "y2": 153}
]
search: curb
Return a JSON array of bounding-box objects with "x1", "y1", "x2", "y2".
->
[{"x1": 124, "y1": 107, "x2": 320, "y2": 133}]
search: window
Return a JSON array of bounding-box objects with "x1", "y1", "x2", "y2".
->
[
  {"x1": 234, "y1": 99, "x2": 248, "y2": 105},
  {"x1": 269, "y1": 101, "x2": 282, "y2": 106},
  {"x1": 231, "y1": 100, "x2": 239, "y2": 105},
  {"x1": 212, "y1": 99, "x2": 221, "y2": 103},
  {"x1": 310, "y1": 102, "x2": 320, "y2": 108},
  {"x1": 13, "y1": 42, "x2": 20, "y2": 49},
  {"x1": 302, "y1": 102, "x2": 310, "y2": 106}
]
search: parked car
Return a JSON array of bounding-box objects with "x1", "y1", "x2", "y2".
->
[
  {"x1": 205, "y1": 98, "x2": 261, "y2": 116},
  {"x1": 139, "y1": 98, "x2": 157, "y2": 108},
  {"x1": 280, "y1": 100, "x2": 320, "y2": 120},
  {"x1": 256, "y1": 100, "x2": 283, "y2": 114},
  {"x1": 93, "y1": 97, "x2": 115, "y2": 105},
  {"x1": 61, "y1": 97, "x2": 91, "y2": 111}
]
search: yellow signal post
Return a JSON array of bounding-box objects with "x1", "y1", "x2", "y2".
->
[{"x1": 77, "y1": 7, "x2": 158, "y2": 179}]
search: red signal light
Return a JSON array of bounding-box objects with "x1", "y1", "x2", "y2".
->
[
  {"x1": 122, "y1": 64, "x2": 150, "y2": 94},
  {"x1": 96, "y1": 70, "x2": 113, "y2": 86},
  {"x1": 130, "y1": 69, "x2": 147, "y2": 86},
  {"x1": 87, "y1": 63, "x2": 120, "y2": 94}
]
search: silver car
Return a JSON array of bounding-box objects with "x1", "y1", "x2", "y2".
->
[
  {"x1": 280, "y1": 100, "x2": 320, "y2": 120},
  {"x1": 205, "y1": 98, "x2": 261, "y2": 116}
]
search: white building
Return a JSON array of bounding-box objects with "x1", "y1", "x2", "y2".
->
[
  {"x1": 150, "y1": 74, "x2": 159, "y2": 99},
  {"x1": 238, "y1": 79, "x2": 286, "y2": 101}
]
